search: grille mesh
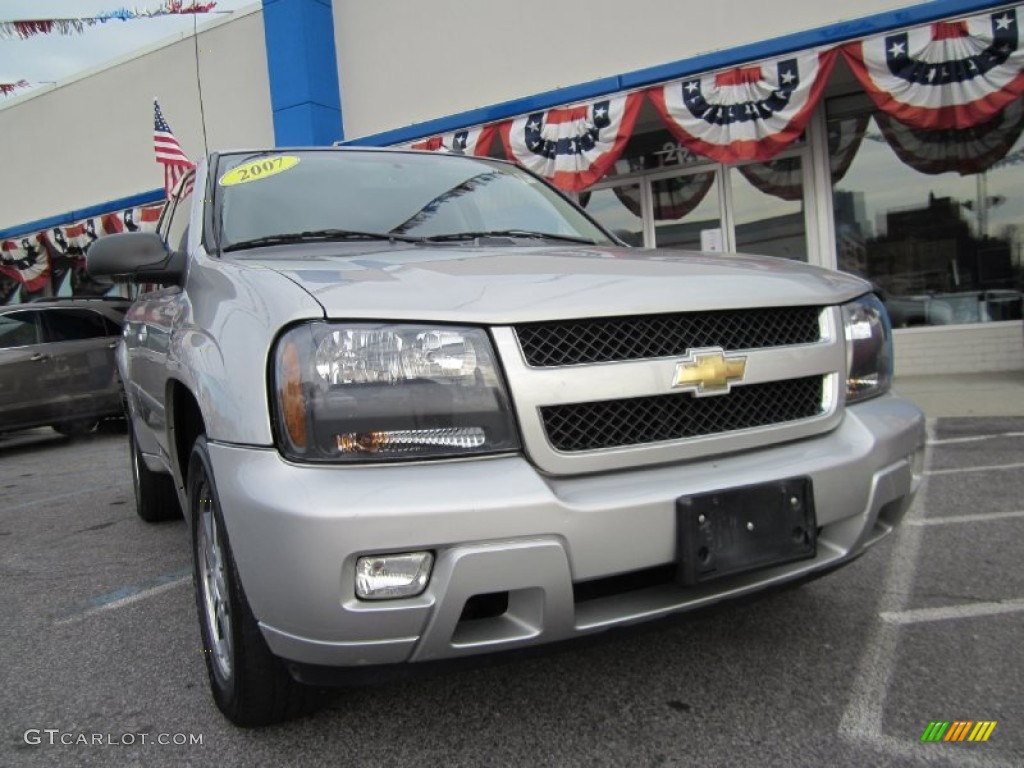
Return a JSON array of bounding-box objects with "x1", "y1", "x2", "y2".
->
[
  {"x1": 541, "y1": 376, "x2": 824, "y2": 452},
  {"x1": 515, "y1": 307, "x2": 822, "y2": 367}
]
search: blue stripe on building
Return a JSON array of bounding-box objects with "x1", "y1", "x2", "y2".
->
[
  {"x1": 262, "y1": 0, "x2": 344, "y2": 146},
  {"x1": 0, "y1": 188, "x2": 165, "y2": 241}
]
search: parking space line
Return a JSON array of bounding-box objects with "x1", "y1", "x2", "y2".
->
[
  {"x1": 926, "y1": 461, "x2": 1024, "y2": 476},
  {"x1": 928, "y1": 431, "x2": 1024, "y2": 445},
  {"x1": 54, "y1": 568, "x2": 190, "y2": 625},
  {"x1": 837, "y1": 420, "x2": 1018, "y2": 767},
  {"x1": 880, "y1": 599, "x2": 1024, "y2": 626},
  {"x1": 908, "y1": 510, "x2": 1024, "y2": 526},
  {"x1": 839, "y1": 422, "x2": 933, "y2": 743}
]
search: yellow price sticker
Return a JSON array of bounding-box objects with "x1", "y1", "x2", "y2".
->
[{"x1": 219, "y1": 155, "x2": 300, "y2": 186}]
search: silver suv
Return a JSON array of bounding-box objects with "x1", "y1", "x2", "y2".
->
[
  {"x1": 0, "y1": 297, "x2": 128, "y2": 436},
  {"x1": 88, "y1": 148, "x2": 925, "y2": 726}
]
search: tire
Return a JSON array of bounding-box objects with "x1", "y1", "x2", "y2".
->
[
  {"x1": 129, "y1": 422, "x2": 181, "y2": 522},
  {"x1": 189, "y1": 435, "x2": 321, "y2": 726},
  {"x1": 53, "y1": 420, "x2": 98, "y2": 437}
]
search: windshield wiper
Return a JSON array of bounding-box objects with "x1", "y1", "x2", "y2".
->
[
  {"x1": 222, "y1": 229, "x2": 424, "y2": 252},
  {"x1": 421, "y1": 229, "x2": 597, "y2": 244}
]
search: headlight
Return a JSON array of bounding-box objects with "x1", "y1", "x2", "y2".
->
[
  {"x1": 272, "y1": 323, "x2": 520, "y2": 461},
  {"x1": 842, "y1": 293, "x2": 893, "y2": 404}
]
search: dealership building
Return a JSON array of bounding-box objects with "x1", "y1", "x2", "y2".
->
[{"x1": 1, "y1": 0, "x2": 1022, "y2": 374}]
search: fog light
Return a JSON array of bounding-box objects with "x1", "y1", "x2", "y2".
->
[{"x1": 355, "y1": 552, "x2": 433, "y2": 600}]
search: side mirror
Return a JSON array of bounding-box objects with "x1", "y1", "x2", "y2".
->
[{"x1": 86, "y1": 232, "x2": 185, "y2": 284}]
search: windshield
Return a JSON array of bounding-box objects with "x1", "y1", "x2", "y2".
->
[{"x1": 213, "y1": 150, "x2": 615, "y2": 252}]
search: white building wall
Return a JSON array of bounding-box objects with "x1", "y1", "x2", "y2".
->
[
  {"x1": 895, "y1": 323, "x2": 1024, "y2": 375},
  {"x1": 0, "y1": 8, "x2": 273, "y2": 231},
  {"x1": 334, "y1": 0, "x2": 923, "y2": 139}
]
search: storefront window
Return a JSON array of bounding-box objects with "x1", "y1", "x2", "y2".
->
[
  {"x1": 730, "y1": 158, "x2": 807, "y2": 261},
  {"x1": 829, "y1": 101, "x2": 1024, "y2": 327},
  {"x1": 652, "y1": 171, "x2": 721, "y2": 251},
  {"x1": 582, "y1": 184, "x2": 644, "y2": 245}
]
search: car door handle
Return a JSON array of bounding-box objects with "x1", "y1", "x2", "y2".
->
[{"x1": 30, "y1": 352, "x2": 50, "y2": 362}]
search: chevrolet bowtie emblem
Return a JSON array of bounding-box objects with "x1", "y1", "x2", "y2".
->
[{"x1": 672, "y1": 348, "x2": 747, "y2": 396}]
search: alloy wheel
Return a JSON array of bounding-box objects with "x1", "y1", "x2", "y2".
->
[{"x1": 197, "y1": 483, "x2": 234, "y2": 682}]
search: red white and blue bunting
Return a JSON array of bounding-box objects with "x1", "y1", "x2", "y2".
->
[
  {"x1": 649, "y1": 49, "x2": 838, "y2": 164},
  {"x1": 842, "y1": 6, "x2": 1024, "y2": 130},
  {"x1": 611, "y1": 170, "x2": 718, "y2": 221},
  {"x1": 500, "y1": 93, "x2": 644, "y2": 192},
  {"x1": 0, "y1": 236, "x2": 50, "y2": 293},
  {"x1": 0, "y1": 204, "x2": 161, "y2": 295},
  {"x1": 0, "y1": 3, "x2": 219, "y2": 40},
  {"x1": 399, "y1": 8, "x2": 1024, "y2": 193},
  {"x1": 736, "y1": 113, "x2": 869, "y2": 201},
  {"x1": 405, "y1": 125, "x2": 499, "y2": 157},
  {"x1": 874, "y1": 96, "x2": 1024, "y2": 175}
]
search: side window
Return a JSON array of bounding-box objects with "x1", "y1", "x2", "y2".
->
[
  {"x1": 100, "y1": 316, "x2": 123, "y2": 337},
  {"x1": 160, "y1": 171, "x2": 195, "y2": 253},
  {"x1": 41, "y1": 309, "x2": 111, "y2": 342},
  {"x1": 0, "y1": 311, "x2": 42, "y2": 348}
]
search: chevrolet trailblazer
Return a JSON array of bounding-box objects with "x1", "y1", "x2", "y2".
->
[{"x1": 87, "y1": 148, "x2": 925, "y2": 726}]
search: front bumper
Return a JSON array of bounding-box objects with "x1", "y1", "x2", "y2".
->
[{"x1": 210, "y1": 393, "x2": 924, "y2": 668}]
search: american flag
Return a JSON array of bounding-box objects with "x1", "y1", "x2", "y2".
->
[{"x1": 153, "y1": 99, "x2": 195, "y2": 197}]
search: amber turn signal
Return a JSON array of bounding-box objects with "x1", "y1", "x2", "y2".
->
[{"x1": 280, "y1": 340, "x2": 308, "y2": 449}]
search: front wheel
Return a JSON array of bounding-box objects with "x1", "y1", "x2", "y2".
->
[{"x1": 189, "y1": 435, "x2": 321, "y2": 726}]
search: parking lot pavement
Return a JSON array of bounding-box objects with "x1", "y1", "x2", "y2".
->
[{"x1": 1, "y1": 420, "x2": 1022, "y2": 767}]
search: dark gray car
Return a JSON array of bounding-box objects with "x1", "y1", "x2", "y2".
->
[{"x1": 0, "y1": 297, "x2": 129, "y2": 436}]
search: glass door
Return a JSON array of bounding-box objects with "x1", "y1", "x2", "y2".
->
[{"x1": 651, "y1": 169, "x2": 723, "y2": 251}]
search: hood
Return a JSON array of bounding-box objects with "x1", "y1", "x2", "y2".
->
[{"x1": 243, "y1": 243, "x2": 870, "y2": 324}]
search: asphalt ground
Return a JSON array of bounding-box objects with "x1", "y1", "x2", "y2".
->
[{"x1": 1, "y1": 418, "x2": 1022, "y2": 768}]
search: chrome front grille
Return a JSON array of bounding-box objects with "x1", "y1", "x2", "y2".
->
[
  {"x1": 514, "y1": 306, "x2": 822, "y2": 367},
  {"x1": 490, "y1": 306, "x2": 843, "y2": 475},
  {"x1": 540, "y1": 376, "x2": 825, "y2": 452}
]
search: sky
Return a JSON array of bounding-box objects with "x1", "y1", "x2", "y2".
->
[{"x1": 0, "y1": 1, "x2": 256, "y2": 100}]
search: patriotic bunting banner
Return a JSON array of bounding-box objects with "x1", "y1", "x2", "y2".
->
[
  {"x1": 0, "y1": 2, "x2": 218, "y2": 39},
  {"x1": 406, "y1": 125, "x2": 498, "y2": 157},
  {"x1": 737, "y1": 113, "x2": 869, "y2": 201},
  {"x1": 734, "y1": 157, "x2": 804, "y2": 202},
  {"x1": 842, "y1": 6, "x2": 1024, "y2": 130},
  {"x1": 102, "y1": 205, "x2": 163, "y2": 235},
  {"x1": 602, "y1": 152, "x2": 719, "y2": 221},
  {"x1": 0, "y1": 236, "x2": 50, "y2": 293},
  {"x1": 1, "y1": 203, "x2": 162, "y2": 296},
  {"x1": 613, "y1": 171, "x2": 717, "y2": 221},
  {"x1": 649, "y1": 49, "x2": 838, "y2": 165},
  {"x1": 874, "y1": 97, "x2": 1024, "y2": 175},
  {"x1": 500, "y1": 93, "x2": 644, "y2": 191}
]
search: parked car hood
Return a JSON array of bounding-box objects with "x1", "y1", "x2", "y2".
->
[{"x1": 247, "y1": 243, "x2": 870, "y2": 324}]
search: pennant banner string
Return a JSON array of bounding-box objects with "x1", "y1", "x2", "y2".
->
[
  {"x1": 0, "y1": 3, "x2": 220, "y2": 39},
  {"x1": 0, "y1": 80, "x2": 30, "y2": 96}
]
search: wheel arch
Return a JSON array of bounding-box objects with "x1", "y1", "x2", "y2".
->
[{"x1": 167, "y1": 378, "x2": 206, "y2": 521}]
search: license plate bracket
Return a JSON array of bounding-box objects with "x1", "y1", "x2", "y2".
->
[{"x1": 676, "y1": 477, "x2": 816, "y2": 585}]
